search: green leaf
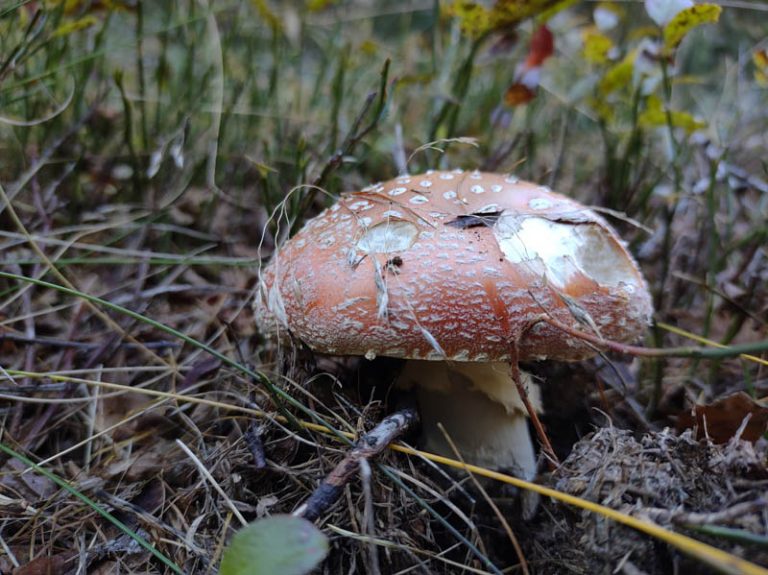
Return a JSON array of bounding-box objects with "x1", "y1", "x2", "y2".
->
[
  {"x1": 598, "y1": 51, "x2": 635, "y2": 96},
  {"x1": 52, "y1": 15, "x2": 99, "y2": 38},
  {"x1": 582, "y1": 29, "x2": 613, "y2": 64},
  {"x1": 663, "y1": 4, "x2": 721, "y2": 51},
  {"x1": 638, "y1": 95, "x2": 706, "y2": 133},
  {"x1": 451, "y1": 0, "x2": 572, "y2": 36},
  {"x1": 753, "y1": 49, "x2": 768, "y2": 87},
  {"x1": 220, "y1": 516, "x2": 329, "y2": 575}
]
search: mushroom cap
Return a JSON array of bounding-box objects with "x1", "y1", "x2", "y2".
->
[{"x1": 256, "y1": 170, "x2": 653, "y2": 362}]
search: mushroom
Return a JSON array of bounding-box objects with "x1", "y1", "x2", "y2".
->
[{"x1": 256, "y1": 169, "x2": 652, "y2": 483}]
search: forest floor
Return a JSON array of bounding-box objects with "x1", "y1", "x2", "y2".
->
[{"x1": 1, "y1": 2, "x2": 767, "y2": 574}]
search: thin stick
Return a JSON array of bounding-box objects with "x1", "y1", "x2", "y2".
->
[
  {"x1": 0, "y1": 332, "x2": 179, "y2": 351},
  {"x1": 176, "y1": 439, "x2": 248, "y2": 528},
  {"x1": 537, "y1": 314, "x2": 768, "y2": 361},
  {"x1": 508, "y1": 343, "x2": 559, "y2": 469},
  {"x1": 294, "y1": 407, "x2": 419, "y2": 522}
]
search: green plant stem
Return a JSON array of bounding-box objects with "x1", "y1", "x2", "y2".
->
[{"x1": 538, "y1": 314, "x2": 768, "y2": 361}]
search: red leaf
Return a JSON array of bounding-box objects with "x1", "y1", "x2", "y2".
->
[
  {"x1": 524, "y1": 24, "x2": 554, "y2": 68},
  {"x1": 504, "y1": 25, "x2": 554, "y2": 107}
]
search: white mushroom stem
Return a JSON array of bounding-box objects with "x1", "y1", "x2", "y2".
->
[{"x1": 397, "y1": 360, "x2": 541, "y2": 481}]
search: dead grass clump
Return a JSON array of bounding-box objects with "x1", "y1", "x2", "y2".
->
[{"x1": 527, "y1": 426, "x2": 768, "y2": 573}]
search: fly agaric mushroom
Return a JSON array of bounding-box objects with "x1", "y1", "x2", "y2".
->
[{"x1": 256, "y1": 170, "x2": 652, "y2": 481}]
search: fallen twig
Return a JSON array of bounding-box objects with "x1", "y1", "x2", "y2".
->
[
  {"x1": 508, "y1": 344, "x2": 559, "y2": 470},
  {"x1": 294, "y1": 407, "x2": 418, "y2": 522},
  {"x1": 0, "y1": 332, "x2": 179, "y2": 351},
  {"x1": 537, "y1": 314, "x2": 768, "y2": 361},
  {"x1": 641, "y1": 499, "x2": 768, "y2": 527}
]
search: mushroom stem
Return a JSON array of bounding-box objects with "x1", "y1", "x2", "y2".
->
[{"x1": 397, "y1": 360, "x2": 541, "y2": 481}]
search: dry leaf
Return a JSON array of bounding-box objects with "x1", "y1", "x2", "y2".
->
[
  {"x1": 663, "y1": 4, "x2": 721, "y2": 51},
  {"x1": 676, "y1": 392, "x2": 768, "y2": 444},
  {"x1": 13, "y1": 554, "x2": 69, "y2": 575}
]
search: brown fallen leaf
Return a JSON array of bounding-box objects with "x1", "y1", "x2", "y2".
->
[
  {"x1": 1, "y1": 458, "x2": 57, "y2": 501},
  {"x1": 13, "y1": 554, "x2": 70, "y2": 575},
  {"x1": 676, "y1": 392, "x2": 768, "y2": 443}
]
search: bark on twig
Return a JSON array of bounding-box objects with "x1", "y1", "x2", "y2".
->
[
  {"x1": 295, "y1": 407, "x2": 419, "y2": 522},
  {"x1": 509, "y1": 358, "x2": 559, "y2": 470}
]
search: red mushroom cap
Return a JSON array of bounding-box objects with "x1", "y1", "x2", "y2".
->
[{"x1": 256, "y1": 170, "x2": 652, "y2": 362}]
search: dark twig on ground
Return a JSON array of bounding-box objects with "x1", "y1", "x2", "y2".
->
[
  {"x1": 294, "y1": 406, "x2": 419, "y2": 522},
  {"x1": 0, "y1": 332, "x2": 179, "y2": 351},
  {"x1": 244, "y1": 423, "x2": 268, "y2": 469}
]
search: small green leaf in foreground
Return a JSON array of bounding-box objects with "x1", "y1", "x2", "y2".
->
[{"x1": 220, "y1": 515, "x2": 329, "y2": 575}]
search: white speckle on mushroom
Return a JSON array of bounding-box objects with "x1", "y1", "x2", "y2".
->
[
  {"x1": 359, "y1": 216, "x2": 373, "y2": 227},
  {"x1": 349, "y1": 200, "x2": 372, "y2": 210},
  {"x1": 362, "y1": 183, "x2": 380, "y2": 192},
  {"x1": 528, "y1": 198, "x2": 553, "y2": 210},
  {"x1": 453, "y1": 168, "x2": 464, "y2": 174},
  {"x1": 410, "y1": 195, "x2": 429, "y2": 205},
  {"x1": 419, "y1": 179, "x2": 433, "y2": 188},
  {"x1": 389, "y1": 187, "x2": 408, "y2": 196},
  {"x1": 443, "y1": 190, "x2": 457, "y2": 199},
  {"x1": 365, "y1": 350, "x2": 377, "y2": 360},
  {"x1": 491, "y1": 184, "x2": 503, "y2": 193},
  {"x1": 470, "y1": 185, "x2": 485, "y2": 194},
  {"x1": 334, "y1": 297, "x2": 369, "y2": 311},
  {"x1": 340, "y1": 213, "x2": 352, "y2": 221},
  {"x1": 330, "y1": 204, "x2": 341, "y2": 212},
  {"x1": 505, "y1": 174, "x2": 520, "y2": 183},
  {"x1": 451, "y1": 349, "x2": 471, "y2": 361},
  {"x1": 439, "y1": 173, "x2": 455, "y2": 180},
  {"x1": 538, "y1": 185, "x2": 553, "y2": 194},
  {"x1": 477, "y1": 203, "x2": 499, "y2": 213},
  {"x1": 356, "y1": 220, "x2": 419, "y2": 253},
  {"x1": 382, "y1": 209, "x2": 404, "y2": 218},
  {"x1": 469, "y1": 171, "x2": 482, "y2": 180},
  {"x1": 384, "y1": 348, "x2": 406, "y2": 356},
  {"x1": 429, "y1": 211, "x2": 447, "y2": 219},
  {"x1": 396, "y1": 176, "x2": 411, "y2": 184},
  {"x1": 426, "y1": 169, "x2": 435, "y2": 175}
]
